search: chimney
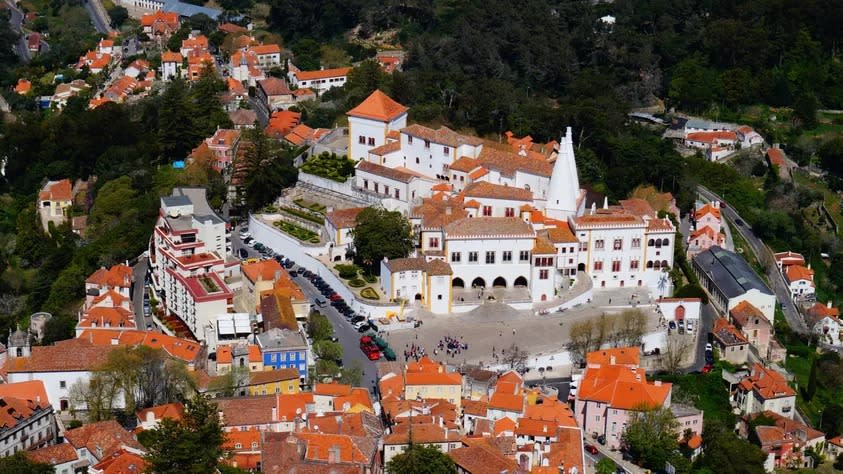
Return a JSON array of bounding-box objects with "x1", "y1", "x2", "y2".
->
[
  {"x1": 609, "y1": 355, "x2": 616, "y2": 365},
  {"x1": 829, "y1": 301, "x2": 833, "y2": 309},
  {"x1": 654, "y1": 380, "x2": 662, "y2": 387},
  {"x1": 602, "y1": 196, "x2": 608, "y2": 210},
  {"x1": 271, "y1": 406, "x2": 277, "y2": 421}
]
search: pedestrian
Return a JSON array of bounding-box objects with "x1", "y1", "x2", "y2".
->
[
  {"x1": 499, "y1": 331, "x2": 503, "y2": 337},
  {"x1": 513, "y1": 328, "x2": 516, "y2": 335}
]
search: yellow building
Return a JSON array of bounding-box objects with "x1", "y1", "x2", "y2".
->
[
  {"x1": 37, "y1": 179, "x2": 73, "y2": 232},
  {"x1": 246, "y1": 368, "x2": 301, "y2": 396},
  {"x1": 403, "y1": 357, "x2": 463, "y2": 409}
]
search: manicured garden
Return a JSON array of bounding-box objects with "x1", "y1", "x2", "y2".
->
[
  {"x1": 300, "y1": 152, "x2": 356, "y2": 183},
  {"x1": 279, "y1": 206, "x2": 324, "y2": 224},
  {"x1": 294, "y1": 198, "x2": 327, "y2": 214},
  {"x1": 273, "y1": 220, "x2": 320, "y2": 243},
  {"x1": 360, "y1": 287, "x2": 379, "y2": 300}
]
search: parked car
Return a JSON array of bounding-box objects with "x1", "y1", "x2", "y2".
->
[
  {"x1": 357, "y1": 324, "x2": 371, "y2": 333},
  {"x1": 668, "y1": 321, "x2": 677, "y2": 330},
  {"x1": 351, "y1": 316, "x2": 366, "y2": 324},
  {"x1": 686, "y1": 321, "x2": 694, "y2": 333},
  {"x1": 352, "y1": 320, "x2": 366, "y2": 329},
  {"x1": 705, "y1": 343, "x2": 713, "y2": 352},
  {"x1": 315, "y1": 298, "x2": 326, "y2": 307},
  {"x1": 238, "y1": 248, "x2": 248, "y2": 259},
  {"x1": 368, "y1": 322, "x2": 379, "y2": 332},
  {"x1": 329, "y1": 294, "x2": 343, "y2": 302},
  {"x1": 289, "y1": 271, "x2": 298, "y2": 277},
  {"x1": 585, "y1": 444, "x2": 599, "y2": 455},
  {"x1": 702, "y1": 363, "x2": 713, "y2": 374},
  {"x1": 239, "y1": 232, "x2": 251, "y2": 239},
  {"x1": 284, "y1": 260, "x2": 295, "y2": 269}
]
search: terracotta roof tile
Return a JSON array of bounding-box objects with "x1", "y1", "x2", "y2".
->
[
  {"x1": 242, "y1": 259, "x2": 284, "y2": 283},
  {"x1": 713, "y1": 317, "x2": 748, "y2": 345},
  {"x1": 136, "y1": 402, "x2": 184, "y2": 425},
  {"x1": 77, "y1": 330, "x2": 203, "y2": 364},
  {"x1": 448, "y1": 444, "x2": 520, "y2": 474},
  {"x1": 545, "y1": 224, "x2": 577, "y2": 243},
  {"x1": 586, "y1": 347, "x2": 640, "y2": 367},
  {"x1": 686, "y1": 131, "x2": 737, "y2": 143},
  {"x1": 294, "y1": 67, "x2": 351, "y2": 81},
  {"x1": 356, "y1": 160, "x2": 420, "y2": 183},
  {"x1": 259, "y1": 77, "x2": 292, "y2": 96},
  {"x1": 619, "y1": 198, "x2": 656, "y2": 217},
  {"x1": 64, "y1": 420, "x2": 141, "y2": 460},
  {"x1": 477, "y1": 145, "x2": 552, "y2": 178},
  {"x1": 444, "y1": 217, "x2": 534, "y2": 238},
  {"x1": 572, "y1": 212, "x2": 643, "y2": 227},
  {"x1": 248, "y1": 368, "x2": 300, "y2": 386},
  {"x1": 785, "y1": 264, "x2": 814, "y2": 283},
  {"x1": 532, "y1": 235, "x2": 556, "y2": 254},
  {"x1": 91, "y1": 450, "x2": 148, "y2": 474},
  {"x1": 314, "y1": 382, "x2": 353, "y2": 397},
  {"x1": 694, "y1": 202, "x2": 721, "y2": 220},
  {"x1": 463, "y1": 181, "x2": 532, "y2": 201},
  {"x1": 450, "y1": 156, "x2": 480, "y2": 172},
  {"x1": 383, "y1": 422, "x2": 461, "y2": 445},
  {"x1": 767, "y1": 148, "x2": 786, "y2": 166},
  {"x1": 26, "y1": 443, "x2": 78, "y2": 465},
  {"x1": 4, "y1": 338, "x2": 109, "y2": 373},
  {"x1": 730, "y1": 301, "x2": 770, "y2": 328},
  {"x1": 401, "y1": 124, "x2": 483, "y2": 148},
  {"x1": 739, "y1": 364, "x2": 795, "y2": 399},
  {"x1": 0, "y1": 381, "x2": 49, "y2": 405},
  {"x1": 39, "y1": 179, "x2": 72, "y2": 202},
  {"x1": 347, "y1": 90, "x2": 407, "y2": 122},
  {"x1": 488, "y1": 392, "x2": 523, "y2": 413}
]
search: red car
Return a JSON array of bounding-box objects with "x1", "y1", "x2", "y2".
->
[
  {"x1": 329, "y1": 294, "x2": 343, "y2": 302},
  {"x1": 702, "y1": 363, "x2": 714, "y2": 374},
  {"x1": 585, "y1": 444, "x2": 599, "y2": 455}
]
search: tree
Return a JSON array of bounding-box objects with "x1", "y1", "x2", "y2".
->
[
  {"x1": 143, "y1": 396, "x2": 226, "y2": 474},
  {"x1": 235, "y1": 129, "x2": 298, "y2": 210},
  {"x1": 307, "y1": 312, "x2": 333, "y2": 342},
  {"x1": 567, "y1": 319, "x2": 596, "y2": 363},
  {"x1": 617, "y1": 309, "x2": 646, "y2": 347},
  {"x1": 339, "y1": 361, "x2": 363, "y2": 386},
  {"x1": 793, "y1": 92, "x2": 818, "y2": 129},
  {"x1": 69, "y1": 374, "x2": 119, "y2": 422},
  {"x1": 661, "y1": 334, "x2": 692, "y2": 373},
  {"x1": 595, "y1": 457, "x2": 617, "y2": 474},
  {"x1": 386, "y1": 443, "x2": 456, "y2": 474},
  {"x1": 108, "y1": 6, "x2": 129, "y2": 27},
  {"x1": 350, "y1": 207, "x2": 414, "y2": 273},
  {"x1": 190, "y1": 66, "x2": 232, "y2": 138},
  {"x1": 0, "y1": 452, "x2": 53, "y2": 474},
  {"x1": 696, "y1": 420, "x2": 766, "y2": 474},
  {"x1": 500, "y1": 343, "x2": 528, "y2": 373},
  {"x1": 89, "y1": 176, "x2": 138, "y2": 236},
  {"x1": 313, "y1": 340, "x2": 343, "y2": 361},
  {"x1": 805, "y1": 355, "x2": 818, "y2": 401},
  {"x1": 622, "y1": 405, "x2": 679, "y2": 470},
  {"x1": 158, "y1": 79, "x2": 199, "y2": 163}
]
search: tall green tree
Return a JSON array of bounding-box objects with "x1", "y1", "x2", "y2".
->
[
  {"x1": 350, "y1": 207, "x2": 414, "y2": 273},
  {"x1": 191, "y1": 67, "x2": 232, "y2": 138},
  {"x1": 385, "y1": 443, "x2": 455, "y2": 474},
  {"x1": 695, "y1": 420, "x2": 766, "y2": 474},
  {"x1": 158, "y1": 79, "x2": 199, "y2": 163},
  {"x1": 0, "y1": 452, "x2": 53, "y2": 474},
  {"x1": 142, "y1": 396, "x2": 226, "y2": 474},
  {"x1": 622, "y1": 405, "x2": 680, "y2": 470},
  {"x1": 235, "y1": 129, "x2": 299, "y2": 210}
]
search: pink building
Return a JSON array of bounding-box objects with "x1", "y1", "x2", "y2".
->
[
  {"x1": 730, "y1": 301, "x2": 773, "y2": 360},
  {"x1": 693, "y1": 202, "x2": 722, "y2": 234},
  {"x1": 686, "y1": 225, "x2": 725, "y2": 259}
]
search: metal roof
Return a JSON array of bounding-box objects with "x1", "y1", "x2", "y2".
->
[
  {"x1": 162, "y1": 0, "x2": 222, "y2": 20},
  {"x1": 693, "y1": 246, "x2": 773, "y2": 298}
]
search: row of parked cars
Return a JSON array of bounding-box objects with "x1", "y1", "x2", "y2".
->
[{"x1": 300, "y1": 270, "x2": 379, "y2": 334}]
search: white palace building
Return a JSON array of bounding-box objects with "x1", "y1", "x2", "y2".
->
[{"x1": 320, "y1": 90, "x2": 676, "y2": 314}]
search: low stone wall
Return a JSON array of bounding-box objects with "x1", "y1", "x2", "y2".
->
[
  {"x1": 249, "y1": 215, "x2": 400, "y2": 318},
  {"x1": 298, "y1": 172, "x2": 354, "y2": 196}
]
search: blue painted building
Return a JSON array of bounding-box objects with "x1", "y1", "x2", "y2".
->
[{"x1": 256, "y1": 327, "x2": 309, "y2": 379}]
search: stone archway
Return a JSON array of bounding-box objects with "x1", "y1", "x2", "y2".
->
[
  {"x1": 452, "y1": 277, "x2": 465, "y2": 288},
  {"x1": 414, "y1": 293, "x2": 422, "y2": 301},
  {"x1": 514, "y1": 276, "x2": 528, "y2": 287},
  {"x1": 675, "y1": 305, "x2": 686, "y2": 321},
  {"x1": 493, "y1": 277, "x2": 507, "y2": 288},
  {"x1": 471, "y1": 277, "x2": 486, "y2": 288}
]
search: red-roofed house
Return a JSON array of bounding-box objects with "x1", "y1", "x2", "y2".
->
[
  {"x1": 784, "y1": 264, "x2": 815, "y2": 299},
  {"x1": 0, "y1": 394, "x2": 56, "y2": 456},
  {"x1": 26, "y1": 442, "x2": 79, "y2": 472},
  {"x1": 383, "y1": 422, "x2": 462, "y2": 464},
  {"x1": 403, "y1": 357, "x2": 463, "y2": 408},
  {"x1": 257, "y1": 77, "x2": 293, "y2": 112},
  {"x1": 575, "y1": 348, "x2": 675, "y2": 449},
  {"x1": 750, "y1": 411, "x2": 824, "y2": 471},
  {"x1": 88, "y1": 449, "x2": 148, "y2": 474},
  {"x1": 287, "y1": 65, "x2": 352, "y2": 92},
  {"x1": 325, "y1": 207, "x2": 366, "y2": 249},
  {"x1": 347, "y1": 89, "x2": 408, "y2": 162},
  {"x1": 693, "y1": 202, "x2": 722, "y2": 234},
  {"x1": 85, "y1": 264, "x2": 133, "y2": 306},
  {"x1": 136, "y1": 402, "x2": 184, "y2": 431},
  {"x1": 377, "y1": 54, "x2": 402, "y2": 73},
  {"x1": 14, "y1": 78, "x2": 31, "y2": 95},
  {"x1": 64, "y1": 420, "x2": 142, "y2": 465},
  {"x1": 730, "y1": 301, "x2": 773, "y2": 360},
  {"x1": 264, "y1": 110, "x2": 301, "y2": 139},
  {"x1": 807, "y1": 301, "x2": 842, "y2": 346},
  {"x1": 733, "y1": 364, "x2": 796, "y2": 419},
  {"x1": 38, "y1": 179, "x2": 73, "y2": 232},
  {"x1": 712, "y1": 318, "x2": 750, "y2": 364},
  {"x1": 189, "y1": 128, "x2": 241, "y2": 172},
  {"x1": 774, "y1": 251, "x2": 805, "y2": 271},
  {"x1": 686, "y1": 225, "x2": 725, "y2": 259},
  {"x1": 141, "y1": 11, "x2": 180, "y2": 38}
]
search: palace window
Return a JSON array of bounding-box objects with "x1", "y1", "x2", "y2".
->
[
  {"x1": 631, "y1": 238, "x2": 641, "y2": 248},
  {"x1": 451, "y1": 252, "x2": 461, "y2": 262},
  {"x1": 613, "y1": 239, "x2": 622, "y2": 250},
  {"x1": 483, "y1": 206, "x2": 492, "y2": 216},
  {"x1": 502, "y1": 251, "x2": 512, "y2": 262},
  {"x1": 469, "y1": 252, "x2": 478, "y2": 263},
  {"x1": 485, "y1": 251, "x2": 496, "y2": 264},
  {"x1": 593, "y1": 261, "x2": 603, "y2": 272},
  {"x1": 519, "y1": 250, "x2": 530, "y2": 262},
  {"x1": 595, "y1": 239, "x2": 605, "y2": 250},
  {"x1": 612, "y1": 261, "x2": 621, "y2": 272},
  {"x1": 429, "y1": 237, "x2": 440, "y2": 248},
  {"x1": 539, "y1": 269, "x2": 549, "y2": 280},
  {"x1": 505, "y1": 207, "x2": 515, "y2": 217}
]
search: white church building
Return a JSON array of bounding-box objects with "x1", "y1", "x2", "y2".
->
[{"x1": 325, "y1": 90, "x2": 676, "y2": 314}]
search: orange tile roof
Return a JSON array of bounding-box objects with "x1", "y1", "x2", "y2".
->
[
  {"x1": 532, "y1": 235, "x2": 556, "y2": 254},
  {"x1": 248, "y1": 368, "x2": 300, "y2": 386},
  {"x1": 26, "y1": 442, "x2": 79, "y2": 465},
  {"x1": 378, "y1": 373, "x2": 405, "y2": 399},
  {"x1": 401, "y1": 124, "x2": 483, "y2": 148},
  {"x1": 739, "y1": 364, "x2": 796, "y2": 399},
  {"x1": 347, "y1": 89, "x2": 407, "y2": 122},
  {"x1": 86, "y1": 264, "x2": 133, "y2": 288},
  {"x1": 326, "y1": 207, "x2": 365, "y2": 229},
  {"x1": 774, "y1": 251, "x2": 804, "y2": 264},
  {"x1": 572, "y1": 212, "x2": 643, "y2": 227},
  {"x1": 79, "y1": 306, "x2": 135, "y2": 329},
  {"x1": 141, "y1": 11, "x2": 179, "y2": 27},
  {"x1": 689, "y1": 225, "x2": 718, "y2": 241},
  {"x1": 136, "y1": 402, "x2": 184, "y2": 425},
  {"x1": 586, "y1": 347, "x2": 640, "y2": 367},
  {"x1": 515, "y1": 417, "x2": 560, "y2": 437},
  {"x1": 248, "y1": 344, "x2": 261, "y2": 363},
  {"x1": 785, "y1": 264, "x2": 814, "y2": 283},
  {"x1": 251, "y1": 44, "x2": 281, "y2": 55},
  {"x1": 488, "y1": 392, "x2": 523, "y2": 413},
  {"x1": 242, "y1": 259, "x2": 284, "y2": 283},
  {"x1": 694, "y1": 202, "x2": 721, "y2": 220},
  {"x1": 444, "y1": 217, "x2": 534, "y2": 238},
  {"x1": 543, "y1": 428, "x2": 585, "y2": 474},
  {"x1": 161, "y1": 51, "x2": 183, "y2": 63},
  {"x1": 294, "y1": 67, "x2": 352, "y2": 81},
  {"x1": 14, "y1": 78, "x2": 31, "y2": 95},
  {"x1": 494, "y1": 416, "x2": 517, "y2": 435},
  {"x1": 314, "y1": 382, "x2": 353, "y2": 397},
  {"x1": 383, "y1": 422, "x2": 461, "y2": 445},
  {"x1": 77, "y1": 329, "x2": 203, "y2": 364},
  {"x1": 265, "y1": 110, "x2": 301, "y2": 138},
  {"x1": 730, "y1": 301, "x2": 770, "y2": 328},
  {"x1": 0, "y1": 396, "x2": 50, "y2": 432},
  {"x1": 181, "y1": 34, "x2": 209, "y2": 51},
  {"x1": 450, "y1": 156, "x2": 479, "y2": 172},
  {"x1": 807, "y1": 302, "x2": 840, "y2": 320},
  {"x1": 713, "y1": 317, "x2": 748, "y2": 345},
  {"x1": 39, "y1": 179, "x2": 72, "y2": 201},
  {"x1": 545, "y1": 223, "x2": 577, "y2": 243},
  {"x1": 217, "y1": 345, "x2": 233, "y2": 364},
  {"x1": 91, "y1": 450, "x2": 147, "y2": 474},
  {"x1": 647, "y1": 218, "x2": 675, "y2": 232},
  {"x1": 4, "y1": 338, "x2": 109, "y2": 373},
  {"x1": 619, "y1": 198, "x2": 656, "y2": 217},
  {"x1": 578, "y1": 365, "x2": 671, "y2": 410},
  {"x1": 687, "y1": 433, "x2": 703, "y2": 449},
  {"x1": 296, "y1": 431, "x2": 371, "y2": 464},
  {"x1": 477, "y1": 145, "x2": 552, "y2": 178},
  {"x1": 0, "y1": 381, "x2": 49, "y2": 405},
  {"x1": 767, "y1": 148, "x2": 786, "y2": 166},
  {"x1": 448, "y1": 440, "x2": 520, "y2": 474},
  {"x1": 405, "y1": 371, "x2": 462, "y2": 386},
  {"x1": 686, "y1": 131, "x2": 737, "y2": 143},
  {"x1": 224, "y1": 428, "x2": 261, "y2": 451},
  {"x1": 334, "y1": 387, "x2": 374, "y2": 412},
  {"x1": 463, "y1": 181, "x2": 532, "y2": 201},
  {"x1": 64, "y1": 420, "x2": 142, "y2": 460},
  {"x1": 275, "y1": 392, "x2": 315, "y2": 422},
  {"x1": 461, "y1": 399, "x2": 488, "y2": 417}
]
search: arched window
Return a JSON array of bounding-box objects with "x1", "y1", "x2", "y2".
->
[
  {"x1": 655, "y1": 240, "x2": 662, "y2": 248},
  {"x1": 661, "y1": 260, "x2": 669, "y2": 268},
  {"x1": 648, "y1": 239, "x2": 655, "y2": 247},
  {"x1": 662, "y1": 238, "x2": 670, "y2": 246},
  {"x1": 647, "y1": 261, "x2": 654, "y2": 269},
  {"x1": 415, "y1": 157, "x2": 420, "y2": 164}
]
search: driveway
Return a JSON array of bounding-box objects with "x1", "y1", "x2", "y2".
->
[
  {"x1": 131, "y1": 256, "x2": 151, "y2": 330},
  {"x1": 697, "y1": 186, "x2": 808, "y2": 333}
]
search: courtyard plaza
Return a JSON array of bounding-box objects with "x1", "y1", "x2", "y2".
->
[{"x1": 385, "y1": 287, "x2": 666, "y2": 376}]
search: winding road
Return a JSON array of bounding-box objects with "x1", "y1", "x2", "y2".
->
[
  {"x1": 83, "y1": 0, "x2": 112, "y2": 35},
  {"x1": 4, "y1": 0, "x2": 31, "y2": 62}
]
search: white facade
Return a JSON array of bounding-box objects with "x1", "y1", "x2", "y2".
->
[
  {"x1": 813, "y1": 316, "x2": 842, "y2": 346},
  {"x1": 162, "y1": 59, "x2": 180, "y2": 81},
  {"x1": 347, "y1": 114, "x2": 407, "y2": 162},
  {"x1": 6, "y1": 370, "x2": 95, "y2": 413}
]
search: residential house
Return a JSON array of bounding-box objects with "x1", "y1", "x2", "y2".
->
[
  {"x1": 63, "y1": 420, "x2": 142, "y2": 466},
  {"x1": 160, "y1": 51, "x2": 183, "y2": 80},
  {"x1": 736, "y1": 125, "x2": 764, "y2": 148},
  {"x1": 257, "y1": 77, "x2": 293, "y2": 112},
  {"x1": 693, "y1": 246, "x2": 777, "y2": 321},
  {"x1": 179, "y1": 33, "x2": 208, "y2": 57},
  {"x1": 26, "y1": 443, "x2": 80, "y2": 473},
  {"x1": 216, "y1": 392, "x2": 314, "y2": 432},
  {"x1": 807, "y1": 301, "x2": 842, "y2": 346},
  {"x1": 574, "y1": 347, "x2": 674, "y2": 450},
  {"x1": 223, "y1": 429, "x2": 261, "y2": 471},
  {"x1": 284, "y1": 123, "x2": 329, "y2": 147},
  {"x1": 88, "y1": 449, "x2": 148, "y2": 474},
  {"x1": 27, "y1": 32, "x2": 40, "y2": 54},
  {"x1": 312, "y1": 382, "x2": 374, "y2": 414},
  {"x1": 258, "y1": 272, "x2": 309, "y2": 328},
  {"x1": 377, "y1": 54, "x2": 402, "y2": 73},
  {"x1": 124, "y1": 59, "x2": 151, "y2": 79},
  {"x1": 750, "y1": 411, "x2": 824, "y2": 472},
  {"x1": 52, "y1": 80, "x2": 91, "y2": 109},
  {"x1": 784, "y1": 264, "x2": 815, "y2": 300},
  {"x1": 0, "y1": 394, "x2": 57, "y2": 457},
  {"x1": 686, "y1": 225, "x2": 725, "y2": 259},
  {"x1": 148, "y1": 188, "x2": 234, "y2": 342},
  {"x1": 774, "y1": 251, "x2": 804, "y2": 272},
  {"x1": 732, "y1": 364, "x2": 796, "y2": 419},
  {"x1": 264, "y1": 110, "x2": 301, "y2": 140},
  {"x1": 78, "y1": 329, "x2": 206, "y2": 371},
  {"x1": 246, "y1": 367, "x2": 300, "y2": 396},
  {"x1": 383, "y1": 423, "x2": 463, "y2": 465},
  {"x1": 261, "y1": 430, "x2": 381, "y2": 473},
  {"x1": 76, "y1": 50, "x2": 111, "y2": 74},
  {"x1": 135, "y1": 402, "x2": 184, "y2": 431},
  {"x1": 229, "y1": 109, "x2": 257, "y2": 130},
  {"x1": 287, "y1": 66, "x2": 352, "y2": 93},
  {"x1": 402, "y1": 356, "x2": 463, "y2": 408},
  {"x1": 140, "y1": 11, "x2": 180, "y2": 38},
  {"x1": 766, "y1": 147, "x2": 788, "y2": 174},
  {"x1": 189, "y1": 128, "x2": 241, "y2": 172},
  {"x1": 460, "y1": 366, "x2": 498, "y2": 401},
  {"x1": 712, "y1": 318, "x2": 750, "y2": 364},
  {"x1": 222, "y1": 77, "x2": 248, "y2": 111},
  {"x1": 693, "y1": 202, "x2": 722, "y2": 234},
  {"x1": 14, "y1": 78, "x2": 31, "y2": 95},
  {"x1": 255, "y1": 327, "x2": 308, "y2": 379},
  {"x1": 730, "y1": 301, "x2": 773, "y2": 360},
  {"x1": 85, "y1": 264, "x2": 133, "y2": 305},
  {"x1": 447, "y1": 437, "x2": 522, "y2": 474},
  {"x1": 487, "y1": 371, "x2": 526, "y2": 421},
  {"x1": 215, "y1": 342, "x2": 262, "y2": 373},
  {"x1": 827, "y1": 436, "x2": 843, "y2": 463},
  {"x1": 37, "y1": 179, "x2": 73, "y2": 231}
]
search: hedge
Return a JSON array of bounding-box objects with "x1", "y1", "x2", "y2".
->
[
  {"x1": 360, "y1": 287, "x2": 379, "y2": 300},
  {"x1": 273, "y1": 221, "x2": 318, "y2": 241},
  {"x1": 349, "y1": 278, "x2": 366, "y2": 288},
  {"x1": 280, "y1": 206, "x2": 324, "y2": 224}
]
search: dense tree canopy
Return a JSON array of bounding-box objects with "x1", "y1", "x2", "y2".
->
[
  {"x1": 350, "y1": 207, "x2": 414, "y2": 273},
  {"x1": 385, "y1": 443, "x2": 456, "y2": 474}
]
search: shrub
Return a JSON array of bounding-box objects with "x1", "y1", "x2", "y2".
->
[
  {"x1": 674, "y1": 283, "x2": 709, "y2": 303},
  {"x1": 335, "y1": 264, "x2": 359, "y2": 279},
  {"x1": 300, "y1": 152, "x2": 356, "y2": 182},
  {"x1": 273, "y1": 221, "x2": 318, "y2": 241},
  {"x1": 360, "y1": 287, "x2": 379, "y2": 300},
  {"x1": 363, "y1": 273, "x2": 377, "y2": 283},
  {"x1": 349, "y1": 278, "x2": 366, "y2": 288},
  {"x1": 280, "y1": 206, "x2": 324, "y2": 224}
]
